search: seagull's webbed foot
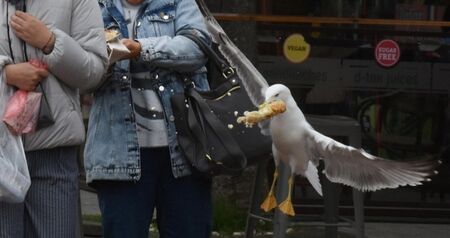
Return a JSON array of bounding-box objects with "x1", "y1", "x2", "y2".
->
[
  {"x1": 260, "y1": 168, "x2": 279, "y2": 212},
  {"x1": 278, "y1": 176, "x2": 295, "y2": 216}
]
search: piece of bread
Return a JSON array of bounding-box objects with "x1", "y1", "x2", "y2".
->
[
  {"x1": 237, "y1": 100, "x2": 286, "y2": 127},
  {"x1": 105, "y1": 30, "x2": 119, "y2": 42}
]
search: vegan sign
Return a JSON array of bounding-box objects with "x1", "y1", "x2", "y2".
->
[{"x1": 283, "y1": 34, "x2": 310, "y2": 63}]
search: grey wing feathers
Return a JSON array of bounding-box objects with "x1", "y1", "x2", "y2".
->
[
  {"x1": 198, "y1": 7, "x2": 269, "y2": 106},
  {"x1": 308, "y1": 130, "x2": 438, "y2": 192}
]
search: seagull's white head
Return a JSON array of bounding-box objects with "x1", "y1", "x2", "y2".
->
[{"x1": 265, "y1": 84, "x2": 291, "y2": 103}]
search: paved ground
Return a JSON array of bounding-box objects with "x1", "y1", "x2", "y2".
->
[
  {"x1": 364, "y1": 223, "x2": 450, "y2": 238},
  {"x1": 80, "y1": 190, "x2": 100, "y2": 215},
  {"x1": 80, "y1": 191, "x2": 450, "y2": 237}
]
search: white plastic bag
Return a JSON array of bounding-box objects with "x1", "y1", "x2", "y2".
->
[{"x1": 0, "y1": 76, "x2": 31, "y2": 203}]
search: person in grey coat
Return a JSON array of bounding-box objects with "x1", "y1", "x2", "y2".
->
[{"x1": 0, "y1": 0, "x2": 108, "y2": 237}]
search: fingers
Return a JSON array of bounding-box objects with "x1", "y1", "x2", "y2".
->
[
  {"x1": 9, "y1": 11, "x2": 50, "y2": 49},
  {"x1": 121, "y1": 39, "x2": 141, "y2": 58},
  {"x1": 9, "y1": 17, "x2": 25, "y2": 34},
  {"x1": 120, "y1": 39, "x2": 133, "y2": 49},
  {"x1": 29, "y1": 61, "x2": 50, "y2": 79},
  {"x1": 37, "y1": 68, "x2": 50, "y2": 78},
  {"x1": 4, "y1": 63, "x2": 49, "y2": 91},
  {"x1": 121, "y1": 39, "x2": 139, "y2": 50},
  {"x1": 14, "y1": 11, "x2": 29, "y2": 19},
  {"x1": 26, "y1": 80, "x2": 40, "y2": 91},
  {"x1": 10, "y1": 11, "x2": 28, "y2": 31},
  {"x1": 10, "y1": 14, "x2": 26, "y2": 26},
  {"x1": 26, "y1": 70, "x2": 48, "y2": 91}
]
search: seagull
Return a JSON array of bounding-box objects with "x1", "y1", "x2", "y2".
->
[
  {"x1": 250, "y1": 84, "x2": 439, "y2": 215},
  {"x1": 195, "y1": 0, "x2": 440, "y2": 216}
]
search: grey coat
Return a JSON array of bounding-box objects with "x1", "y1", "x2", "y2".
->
[{"x1": 0, "y1": 0, "x2": 108, "y2": 151}]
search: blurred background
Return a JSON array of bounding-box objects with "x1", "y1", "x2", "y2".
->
[{"x1": 201, "y1": 0, "x2": 450, "y2": 224}]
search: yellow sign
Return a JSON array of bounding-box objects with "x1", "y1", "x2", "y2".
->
[
  {"x1": 311, "y1": 23, "x2": 321, "y2": 38},
  {"x1": 283, "y1": 34, "x2": 310, "y2": 63}
]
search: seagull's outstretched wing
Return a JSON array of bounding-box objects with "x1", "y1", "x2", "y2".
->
[
  {"x1": 196, "y1": 0, "x2": 269, "y2": 106},
  {"x1": 306, "y1": 127, "x2": 438, "y2": 192}
]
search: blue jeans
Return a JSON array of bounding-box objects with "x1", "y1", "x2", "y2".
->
[{"x1": 94, "y1": 147, "x2": 212, "y2": 238}]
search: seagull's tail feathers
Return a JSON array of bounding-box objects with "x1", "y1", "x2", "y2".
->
[
  {"x1": 309, "y1": 130, "x2": 440, "y2": 192},
  {"x1": 305, "y1": 160, "x2": 323, "y2": 196}
]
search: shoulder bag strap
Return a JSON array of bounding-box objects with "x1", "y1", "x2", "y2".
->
[
  {"x1": 179, "y1": 30, "x2": 236, "y2": 79},
  {"x1": 179, "y1": 30, "x2": 241, "y2": 99}
]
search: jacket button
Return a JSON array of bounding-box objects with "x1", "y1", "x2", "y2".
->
[
  {"x1": 122, "y1": 75, "x2": 128, "y2": 80},
  {"x1": 160, "y1": 12, "x2": 169, "y2": 20},
  {"x1": 137, "y1": 21, "x2": 142, "y2": 27}
]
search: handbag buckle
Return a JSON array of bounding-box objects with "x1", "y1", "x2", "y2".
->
[
  {"x1": 222, "y1": 67, "x2": 235, "y2": 79},
  {"x1": 183, "y1": 77, "x2": 196, "y2": 88},
  {"x1": 205, "y1": 154, "x2": 212, "y2": 161}
]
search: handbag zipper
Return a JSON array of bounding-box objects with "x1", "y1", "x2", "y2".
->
[{"x1": 213, "y1": 86, "x2": 241, "y2": 101}]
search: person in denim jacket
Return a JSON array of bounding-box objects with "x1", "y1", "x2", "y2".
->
[{"x1": 83, "y1": 0, "x2": 212, "y2": 237}]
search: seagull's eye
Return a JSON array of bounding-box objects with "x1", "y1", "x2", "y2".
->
[{"x1": 275, "y1": 93, "x2": 280, "y2": 97}]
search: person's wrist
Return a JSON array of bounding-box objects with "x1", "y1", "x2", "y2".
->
[
  {"x1": 134, "y1": 40, "x2": 141, "y2": 58},
  {"x1": 41, "y1": 32, "x2": 55, "y2": 55},
  {"x1": 4, "y1": 64, "x2": 17, "y2": 87}
]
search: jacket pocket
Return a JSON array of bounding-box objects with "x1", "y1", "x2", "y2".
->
[{"x1": 145, "y1": 6, "x2": 176, "y2": 37}]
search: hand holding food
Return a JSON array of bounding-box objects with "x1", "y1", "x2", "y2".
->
[
  {"x1": 105, "y1": 29, "x2": 119, "y2": 42},
  {"x1": 104, "y1": 30, "x2": 131, "y2": 64},
  {"x1": 120, "y1": 39, "x2": 141, "y2": 59}
]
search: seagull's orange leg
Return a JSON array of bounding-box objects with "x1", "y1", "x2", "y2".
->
[
  {"x1": 278, "y1": 176, "x2": 295, "y2": 216},
  {"x1": 260, "y1": 167, "x2": 278, "y2": 212}
]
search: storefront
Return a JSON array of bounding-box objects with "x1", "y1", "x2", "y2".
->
[{"x1": 205, "y1": 0, "x2": 450, "y2": 222}]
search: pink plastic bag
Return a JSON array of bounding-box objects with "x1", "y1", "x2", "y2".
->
[
  {"x1": 2, "y1": 90, "x2": 42, "y2": 135},
  {"x1": 29, "y1": 59, "x2": 48, "y2": 70}
]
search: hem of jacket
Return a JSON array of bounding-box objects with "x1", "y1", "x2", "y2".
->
[
  {"x1": 171, "y1": 163, "x2": 192, "y2": 178},
  {"x1": 85, "y1": 167, "x2": 141, "y2": 184}
]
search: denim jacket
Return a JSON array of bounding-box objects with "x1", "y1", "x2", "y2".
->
[{"x1": 84, "y1": 0, "x2": 210, "y2": 183}]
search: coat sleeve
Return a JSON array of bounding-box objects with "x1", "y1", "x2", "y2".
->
[
  {"x1": 42, "y1": 0, "x2": 108, "y2": 93},
  {"x1": 0, "y1": 55, "x2": 13, "y2": 88},
  {"x1": 0, "y1": 55, "x2": 12, "y2": 70},
  {"x1": 137, "y1": 0, "x2": 210, "y2": 73}
]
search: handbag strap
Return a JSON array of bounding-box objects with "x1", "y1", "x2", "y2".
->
[
  {"x1": 179, "y1": 30, "x2": 241, "y2": 100},
  {"x1": 179, "y1": 30, "x2": 235, "y2": 80},
  {"x1": 186, "y1": 87, "x2": 246, "y2": 170},
  {"x1": 195, "y1": 0, "x2": 212, "y2": 18}
]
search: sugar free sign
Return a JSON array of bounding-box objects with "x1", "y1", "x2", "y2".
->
[{"x1": 375, "y1": 39, "x2": 401, "y2": 67}]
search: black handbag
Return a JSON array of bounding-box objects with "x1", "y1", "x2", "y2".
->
[{"x1": 170, "y1": 30, "x2": 272, "y2": 177}]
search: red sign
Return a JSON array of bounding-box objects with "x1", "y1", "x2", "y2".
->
[{"x1": 375, "y1": 39, "x2": 401, "y2": 67}]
